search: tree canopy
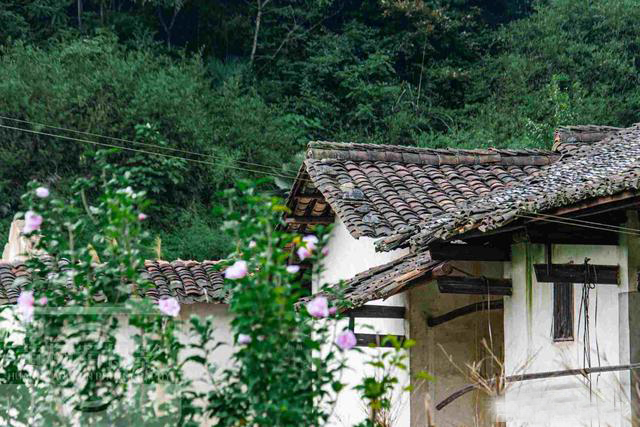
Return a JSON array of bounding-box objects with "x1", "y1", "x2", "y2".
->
[{"x1": 1, "y1": 0, "x2": 638, "y2": 259}]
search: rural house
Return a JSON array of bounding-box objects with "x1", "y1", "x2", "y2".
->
[
  {"x1": 285, "y1": 125, "x2": 640, "y2": 426},
  {"x1": 3, "y1": 125, "x2": 640, "y2": 426}
]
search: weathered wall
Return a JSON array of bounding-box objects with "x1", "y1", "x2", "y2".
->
[
  {"x1": 619, "y1": 210, "x2": 640, "y2": 423},
  {"x1": 501, "y1": 240, "x2": 629, "y2": 426},
  {"x1": 2, "y1": 220, "x2": 34, "y2": 261},
  {"x1": 318, "y1": 219, "x2": 411, "y2": 427},
  {"x1": 408, "y1": 260, "x2": 505, "y2": 427}
]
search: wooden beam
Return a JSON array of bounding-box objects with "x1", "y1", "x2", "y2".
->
[
  {"x1": 347, "y1": 305, "x2": 405, "y2": 319},
  {"x1": 355, "y1": 333, "x2": 405, "y2": 348},
  {"x1": 533, "y1": 264, "x2": 618, "y2": 285},
  {"x1": 284, "y1": 215, "x2": 333, "y2": 225},
  {"x1": 427, "y1": 299, "x2": 504, "y2": 327},
  {"x1": 436, "y1": 362, "x2": 640, "y2": 411},
  {"x1": 437, "y1": 277, "x2": 512, "y2": 296},
  {"x1": 429, "y1": 244, "x2": 510, "y2": 261}
]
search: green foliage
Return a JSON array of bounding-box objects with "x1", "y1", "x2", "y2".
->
[
  {"x1": 0, "y1": 157, "x2": 187, "y2": 426},
  {"x1": 353, "y1": 336, "x2": 431, "y2": 427},
  {"x1": 3, "y1": 0, "x2": 640, "y2": 261},
  {"x1": 434, "y1": 0, "x2": 640, "y2": 148},
  {"x1": 0, "y1": 34, "x2": 306, "y2": 260},
  {"x1": 205, "y1": 182, "x2": 343, "y2": 426},
  {"x1": 0, "y1": 173, "x2": 429, "y2": 425}
]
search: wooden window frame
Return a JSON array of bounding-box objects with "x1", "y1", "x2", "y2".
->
[{"x1": 553, "y1": 282, "x2": 574, "y2": 342}]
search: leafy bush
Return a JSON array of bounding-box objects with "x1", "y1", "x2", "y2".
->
[{"x1": 0, "y1": 171, "x2": 422, "y2": 426}]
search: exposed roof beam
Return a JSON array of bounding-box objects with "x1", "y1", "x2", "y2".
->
[
  {"x1": 533, "y1": 264, "x2": 618, "y2": 285},
  {"x1": 347, "y1": 305, "x2": 405, "y2": 319},
  {"x1": 436, "y1": 277, "x2": 512, "y2": 296}
]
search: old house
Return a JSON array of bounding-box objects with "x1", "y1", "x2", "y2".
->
[{"x1": 285, "y1": 125, "x2": 640, "y2": 426}]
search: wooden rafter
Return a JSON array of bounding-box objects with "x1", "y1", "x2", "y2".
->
[
  {"x1": 437, "y1": 277, "x2": 512, "y2": 296},
  {"x1": 533, "y1": 264, "x2": 618, "y2": 285},
  {"x1": 347, "y1": 305, "x2": 405, "y2": 319}
]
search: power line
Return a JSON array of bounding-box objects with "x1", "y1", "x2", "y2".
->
[
  {"x1": 0, "y1": 123, "x2": 302, "y2": 181},
  {"x1": 524, "y1": 210, "x2": 640, "y2": 233},
  {"x1": 516, "y1": 213, "x2": 640, "y2": 237},
  {"x1": 0, "y1": 115, "x2": 291, "y2": 176},
  {"x1": 7, "y1": 118, "x2": 636, "y2": 234}
]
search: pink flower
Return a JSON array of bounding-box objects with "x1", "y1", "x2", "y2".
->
[
  {"x1": 306, "y1": 296, "x2": 329, "y2": 318},
  {"x1": 35, "y1": 187, "x2": 49, "y2": 198},
  {"x1": 322, "y1": 247, "x2": 329, "y2": 256},
  {"x1": 302, "y1": 235, "x2": 318, "y2": 251},
  {"x1": 336, "y1": 330, "x2": 357, "y2": 350},
  {"x1": 238, "y1": 334, "x2": 252, "y2": 345},
  {"x1": 248, "y1": 240, "x2": 257, "y2": 249},
  {"x1": 23, "y1": 211, "x2": 43, "y2": 234},
  {"x1": 329, "y1": 306, "x2": 337, "y2": 315},
  {"x1": 37, "y1": 297, "x2": 48, "y2": 306},
  {"x1": 297, "y1": 235, "x2": 320, "y2": 261},
  {"x1": 17, "y1": 291, "x2": 35, "y2": 323},
  {"x1": 297, "y1": 246, "x2": 312, "y2": 261},
  {"x1": 138, "y1": 213, "x2": 148, "y2": 221},
  {"x1": 286, "y1": 265, "x2": 300, "y2": 274},
  {"x1": 158, "y1": 297, "x2": 180, "y2": 317},
  {"x1": 225, "y1": 260, "x2": 248, "y2": 280}
]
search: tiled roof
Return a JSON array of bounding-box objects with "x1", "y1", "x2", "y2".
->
[
  {"x1": 380, "y1": 124, "x2": 640, "y2": 251},
  {"x1": 553, "y1": 125, "x2": 622, "y2": 155},
  {"x1": 291, "y1": 125, "x2": 633, "y2": 305},
  {"x1": 337, "y1": 252, "x2": 448, "y2": 306},
  {"x1": 286, "y1": 141, "x2": 560, "y2": 238},
  {"x1": 299, "y1": 251, "x2": 449, "y2": 308},
  {"x1": 0, "y1": 258, "x2": 226, "y2": 305}
]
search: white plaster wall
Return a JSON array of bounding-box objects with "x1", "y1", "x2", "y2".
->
[
  {"x1": 501, "y1": 242, "x2": 629, "y2": 426},
  {"x1": 317, "y1": 219, "x2": 411, "y2": 427}
]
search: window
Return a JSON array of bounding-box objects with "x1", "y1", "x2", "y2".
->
[{"x1": 553, "y1": 282, "x2": 573, "y2": 341}]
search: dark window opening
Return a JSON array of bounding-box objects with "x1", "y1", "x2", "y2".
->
[{"x1": 553, "y1": 282, "x2": 574, "y2": 341}]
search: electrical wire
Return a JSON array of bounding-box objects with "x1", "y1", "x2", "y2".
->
[
  {"x1": 5, "y1": 116, "x2": 639, "y2": 232},
  {"x1": 0, "y1": 123, "x2": 304, "y2": 182},
  {"x1": 0, "y1": 115, "x2": 291, "y2": 175},
  {"x1": 516, "y1": 213, "x2": 640, "y2": 237},
  {"x1": 521, "y1": 210, "x2": 640, "y2": 234}
]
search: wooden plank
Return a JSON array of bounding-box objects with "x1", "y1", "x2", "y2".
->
[
  {"x1": 427, "y1": 299, "x2": 504, "y2": 327},
  {"x1": 437, "y1": 277, "x2": 512, "y2": 296},
  {"x1": 355, "y1": 333, "x2": 405, "y2": 348},
  {"x1": 533, "y1": 264, "x2": 618, "y2": 285},
  {"x1": 429, "y1": 244, "x2": 510, "y2": 261},
  {"x1": 347, "y1": 305, "x2": 405, "y2": 319},
  {"x1": 284, "y1": 215, "x2": 333, "y2": 225}
]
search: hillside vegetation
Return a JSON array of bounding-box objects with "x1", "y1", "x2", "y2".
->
[{"x1": 1, "y1": 0, "x2": 638, "y2": 259}]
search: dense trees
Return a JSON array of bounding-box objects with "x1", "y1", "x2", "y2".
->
[{"x1": 0, "y1": 0, "x2": 638, "y2": 259}]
